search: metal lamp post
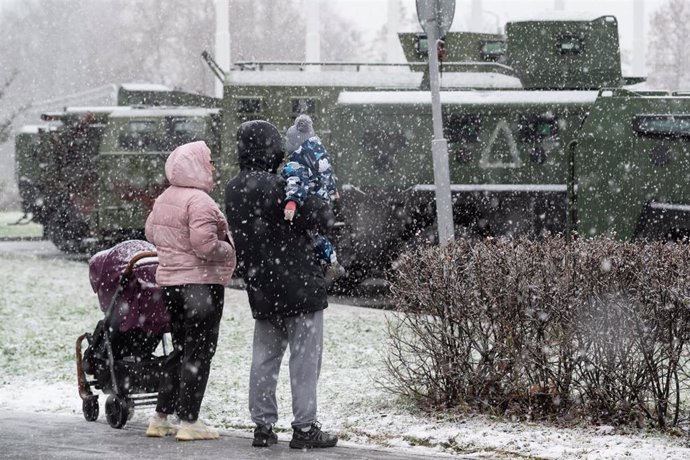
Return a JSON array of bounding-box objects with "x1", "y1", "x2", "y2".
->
[{"x1": 416, "y1": 0, "x2": 456, "y2": 246}]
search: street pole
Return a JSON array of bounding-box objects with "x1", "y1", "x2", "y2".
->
[
  {"x1": 306, "y1": 0, "x2": 321, "y2": 71},
  {"x1": 426, "y1": 22, "x2": 455, "y2": 246},
  {"x1": 213, "y1": 0, "x2": 230, "y2": 98}
]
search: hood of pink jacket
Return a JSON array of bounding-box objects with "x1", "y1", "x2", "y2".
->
[{"x1": 165, "y1": 141, "x2": 214, "y2": 192}]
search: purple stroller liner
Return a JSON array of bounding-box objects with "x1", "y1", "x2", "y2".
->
[{"x1": 88, "y1": 240, "x2": 170, "y2": 334}]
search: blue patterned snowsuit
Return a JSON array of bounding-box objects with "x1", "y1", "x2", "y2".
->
[{"x1": 281, "y1": 136, "x2": 337, "y2": 265}]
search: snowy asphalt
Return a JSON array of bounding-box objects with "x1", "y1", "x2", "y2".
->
[
  {"x1": 0, "y1": 240, "x2": 444, "y2": 458},
  {"x1": 0, "y1": 411, "x2": 461, "y2": 460}
]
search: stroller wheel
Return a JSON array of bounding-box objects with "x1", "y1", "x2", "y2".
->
[
  {"x1": 82, "y1": 395, "x2": 99, "y2": 422},
  {"x1": 105, "y1": 395, "x2": 129, "y2": 429}
]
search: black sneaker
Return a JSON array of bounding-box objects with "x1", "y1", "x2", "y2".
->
[
  {"x1": 289, "y1": 422, "x2": 338, "y2": 449},
  {"x1": 252, "y1": 424, "x2": 278, "y2": 447}
]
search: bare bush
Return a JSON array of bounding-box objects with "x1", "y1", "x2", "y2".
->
[{"x1": 385, "y1": 237, "x2": 690, "y2": 428}]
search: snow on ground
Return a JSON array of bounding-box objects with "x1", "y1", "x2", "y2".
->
[
  {"x1": 0, "y1": 212, "x2": 43, "y2": 238},
  {"x1": 1, "y1": 250, "x2": 690, "y2": 459}
]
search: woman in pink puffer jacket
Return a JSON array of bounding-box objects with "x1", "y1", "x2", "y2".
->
[{"x1": 144, "y1": 140, "x2": 235, "y2": 441}]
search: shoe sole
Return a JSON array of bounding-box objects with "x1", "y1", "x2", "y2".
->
[
  {"x1": 146, "y1": 427, "x2": 177, "y2": 437},
  {"x1": 176, "y1": 430, "x2": 220, "y2": 441},
  {"x1": 289, "y1": 439, "x2": 338, "y2": 449},
  {"x1": 252, "y1": 437, "x2": 278, "y2": 447}
]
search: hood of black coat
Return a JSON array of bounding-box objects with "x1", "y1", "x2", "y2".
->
[{"x1": 236, "y1": 120, "x2": 285, "y2": 173}]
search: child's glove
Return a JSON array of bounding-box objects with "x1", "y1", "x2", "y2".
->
[
  {"x1": 284, "y1": 201, "x2": 297, "y2": 221},
  {"x1": 325, "y1": 261, "x2": 347, "y2": 282}
]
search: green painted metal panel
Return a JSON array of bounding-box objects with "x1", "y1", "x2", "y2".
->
[{"x1": 575, "y1": 90, "x2": 690, "y2": 239}]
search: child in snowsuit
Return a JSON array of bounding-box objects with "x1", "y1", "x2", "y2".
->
[{"x1": 282, "y1": 114, "x2": 339, "y2": 268}]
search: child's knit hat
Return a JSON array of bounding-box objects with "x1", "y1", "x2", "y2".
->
[{"x1": 285, "y1": 114, "x2": 315, "y2": 153}]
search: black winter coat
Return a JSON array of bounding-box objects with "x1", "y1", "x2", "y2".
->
[{"x1": 225, "y1": 160, "x2": 334, "y2": 320}]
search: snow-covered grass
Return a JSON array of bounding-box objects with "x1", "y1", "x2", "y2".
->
[
  {"x1": 0, "y1": 211, "x2": 43, "y2": 238},
  {"x1": 1, "y1": 249, "x2": 690, "y2": 458}
]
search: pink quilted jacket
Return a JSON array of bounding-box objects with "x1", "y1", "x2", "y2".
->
[{"x1": 145, "y1": 141, "x2": 236, "y2": 286}]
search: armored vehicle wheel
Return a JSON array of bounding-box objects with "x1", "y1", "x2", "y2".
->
[
  {"x1": 126, "y1": 398, "x2": 135, "y2": 420},
  {"x1": 45, "y1": 216, "x2": 88, "y2": 253},
  {"x1": 82, "y1": 395, "x2": 99, "y2": 422},
  {"x1": 105, "y1": 395, "x2": 129, "y2": 429}
]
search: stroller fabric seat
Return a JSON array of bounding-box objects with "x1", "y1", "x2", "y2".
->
[
  {"x1": 78, "y1": 240, "x2": 172, "y2": 425},
  {"x1": 89, "y1": 240, "x2": 170, "y2": 335}
]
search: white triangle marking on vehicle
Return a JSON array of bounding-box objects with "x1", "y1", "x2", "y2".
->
[{"x1": 480, "y1": 118, "x2": 522, "y2": 169}]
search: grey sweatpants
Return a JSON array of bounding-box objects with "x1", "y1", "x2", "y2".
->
[{"x1": 249, "y1": 310, "x2": 323, "y2": 429}]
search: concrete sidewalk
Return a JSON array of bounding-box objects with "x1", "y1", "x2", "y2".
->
[{"x1": 0, "y1": 411, "x2": 457, "y2": 460}]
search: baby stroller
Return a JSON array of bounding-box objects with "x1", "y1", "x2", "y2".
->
[{"x1": 76, "y1": 240, "x2": 170, "y2": 429}]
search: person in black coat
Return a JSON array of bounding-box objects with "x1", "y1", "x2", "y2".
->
[{"x1": 225, "y1": 120, "x2": 338, "y2": 449}]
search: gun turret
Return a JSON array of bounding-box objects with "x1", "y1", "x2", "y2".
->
[{"x1": 397, "y1": 15, "x2": 641, "y2": 91}]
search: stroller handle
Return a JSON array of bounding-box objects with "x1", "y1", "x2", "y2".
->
[{"x1": 122, "y1": 251, "x2": 158, "y2": 277}]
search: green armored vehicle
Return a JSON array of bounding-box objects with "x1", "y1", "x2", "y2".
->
[
  {"x1": 96, "y1": 106, "x2": 222, "y2": 247},
  {"x1": 15, "y1": 84, "x2": 221, "y2": 252},
  {"x1": 18, "y1": 16, "x2": 690, "y2": 289},
  {"x1": 574, "y1": 89, "x2": 690, "y2": 240},
  {"x1": 218, "y1": 15, "x2": 690, "y2": 283},
  {"x1": 330, "y1": 17, "x2": 628, "y2": 275},
  {"x1": 15, "y1": 124, "x2": 56, "y2": 219},
  {"x1": 15, "y1": 109, "x2": 118, "y2": 251}
]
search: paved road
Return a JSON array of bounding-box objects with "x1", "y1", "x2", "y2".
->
[{"x1": 0, "y1": 411, "x2": 453, "y2": 460}]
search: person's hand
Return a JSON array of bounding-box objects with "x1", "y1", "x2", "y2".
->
[
  {"x1": 284, "y1": 201, "x2": 297, "y2": 221},
  {"x1": 217, "y1": 215, "x2": 229, "y2": 240},
  {"x1": 325, "y1": 262, "x2": 346, "y2": 283}
]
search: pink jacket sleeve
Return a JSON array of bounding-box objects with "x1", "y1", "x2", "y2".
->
[
  {"x1": 144, "y1": 210, "x2": 155, "y2": 244},
  {"x1": 188, "y1": 194, "x2": 234, "y2": 262}
]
